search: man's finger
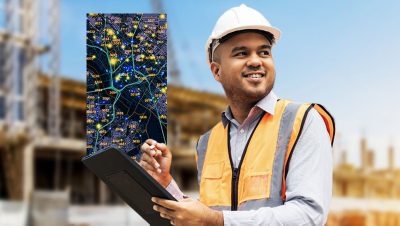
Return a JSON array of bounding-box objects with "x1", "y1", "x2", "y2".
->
[
  {"x1": 142, "y1": 153, "x2": 160, "y2": 170},
  {"x1": 160, "y1": 213, "x2": 172, "y2": 220},
  {"x1": 141, "y1": 156, "x2": 162, "y2": 173},
  {"x1": 141, "y1": 143, "x2": 157, "y2": 157},
  {"x1": 152, "y1": 197, "x2": 181, "y2": 210},
  {"x1": 140, "y1": 143, "x2": 149, "y2": 153},
  {"x1": 140, "y1": 153, "x2": 152, "y2": 164},
  {"x1": 155, "y1": 143, "x2": 171, "y2": 157},
  {"x1": 154, "y1": 149, "x2": 162, "y2": 157},
  {"x1": 145, "y1": 139, "x2": 157, "y2": 145},
  {"x1": 153, "y1": 204, "x2": 176, "y2": 218},
  {"x1": 140, "y1": 160, "x2": 157, "y2": 172}
]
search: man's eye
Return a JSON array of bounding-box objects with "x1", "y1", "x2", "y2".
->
[
  {"x1": 234, "y1": 52, "x2": 247, "y2": 57},
  {"x1": 260, "y1": 50, "x2": 270, "y2": 56}
]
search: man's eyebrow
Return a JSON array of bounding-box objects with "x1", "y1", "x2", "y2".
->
[
  {"x1": 259, "y1": 44, "x2": 271, "y2": 49},
  {"x1": 231, "y1": 44, "x2": 271, "y2": 53},
  {"x1": 231, "y1": 46, "x2": 248, "y2": 53}
]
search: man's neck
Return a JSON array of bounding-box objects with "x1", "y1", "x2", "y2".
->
[{"x1": 229, "y1": 101, "x2": 255, "y2": 124}]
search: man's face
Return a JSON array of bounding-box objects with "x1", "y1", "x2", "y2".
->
[{"x1": 211, "y1": 32, "x2": 275, "y2": 104}]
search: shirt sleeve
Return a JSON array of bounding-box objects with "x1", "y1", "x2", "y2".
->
[
  {"x1": 165, "y1": 178, "x2": 187, "y2": 201},
  {"x1": 222, "y1": 108, "x2": 333, "y2": 226}
]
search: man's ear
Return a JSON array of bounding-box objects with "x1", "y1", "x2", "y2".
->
[{"x1": 210, "y1": 62, "x2": 221, "y2": 82}]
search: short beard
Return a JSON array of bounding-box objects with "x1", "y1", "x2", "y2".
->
[{"x1": 222, "y1": 80, "x2": 274, "y2": 109}]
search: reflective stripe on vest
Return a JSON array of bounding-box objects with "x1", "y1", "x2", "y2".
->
[{"x1": 196, "y1": 100, "x2": 335, "y2": 210}]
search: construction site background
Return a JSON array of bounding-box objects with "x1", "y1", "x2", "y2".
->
[{"x1": 1, "y1": 0, "x2": 399, "y2": 225}]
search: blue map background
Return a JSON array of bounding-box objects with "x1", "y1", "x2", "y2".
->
[{"x1": 86, "y1": 14, "x2": 167, "y2": 158}]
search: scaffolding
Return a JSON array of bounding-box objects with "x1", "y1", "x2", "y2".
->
[
  {"x1": 151, "y1": 0, "x2": 181, "y2": 85},
  {"x1": 0, "y1": 0, "x2": 60, "y2": 200}
]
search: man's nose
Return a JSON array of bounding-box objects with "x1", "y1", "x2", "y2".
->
[{"x1": 246, "y1": 53, "x2": 262, "y2": 68}]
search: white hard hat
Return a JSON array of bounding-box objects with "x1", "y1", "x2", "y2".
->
[{"x1": 205, "y1": 4, "x2": 281, "y2": 64}]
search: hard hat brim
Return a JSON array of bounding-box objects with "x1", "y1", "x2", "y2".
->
[{"x1": 205, "y1": 25, "x2": 281, "y2": 64}]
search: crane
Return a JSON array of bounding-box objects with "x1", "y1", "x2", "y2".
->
[{"x1": 150, "y1": 0, "x2": 181, "y2": 85}]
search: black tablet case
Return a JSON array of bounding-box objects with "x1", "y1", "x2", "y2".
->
[{"x1": 82, "y1": 147, "x2": 176, "y2": 226}]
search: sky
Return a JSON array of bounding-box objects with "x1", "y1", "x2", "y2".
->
[{"x1": 5, "y1": 0, "x2": 399, "y2": 168}]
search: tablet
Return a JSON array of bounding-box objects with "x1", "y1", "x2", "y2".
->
[{"x1": 82, "y1": 147, "x2": 176, "y2": 226}]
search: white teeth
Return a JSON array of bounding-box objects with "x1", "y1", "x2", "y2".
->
[{"x1": 249, "y1": 73, "x2": 262, "y2": 78}]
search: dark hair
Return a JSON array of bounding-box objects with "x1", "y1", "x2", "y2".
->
[{"x1": 209, "y1": 29, "x2": 275, "y2": 62}]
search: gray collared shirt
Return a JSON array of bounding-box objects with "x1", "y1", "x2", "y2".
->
[{"x1": 221, "y1": 91, "x2": 278, "y2": 168}]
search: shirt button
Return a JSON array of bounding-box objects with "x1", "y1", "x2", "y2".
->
[{"x1": 240, "y1": 129, "x2": 244, "y2": 133}]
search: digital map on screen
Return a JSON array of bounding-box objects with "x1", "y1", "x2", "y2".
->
[{"x1": 86, "y1": 13, "x2": 167, "y2": 158}]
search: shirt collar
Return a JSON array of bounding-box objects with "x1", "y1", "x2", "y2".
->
[{"x1": 221, "y1": 91, "x2": 278, "y2": 127}]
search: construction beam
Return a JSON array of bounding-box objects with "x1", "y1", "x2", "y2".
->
[
  {"x1": 47, "y1": 0, "x2": 61, "y2": 140},
  {"x1": 22, "y1": 143, "x2": 34, "y2": 201},
  {"x1": 0, "y1": 31, "x2": 49, "y2": 53}
]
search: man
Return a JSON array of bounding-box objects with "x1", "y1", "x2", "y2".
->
[{"x1": 140, "y1": 4, "x2": 335, "y2": 226}]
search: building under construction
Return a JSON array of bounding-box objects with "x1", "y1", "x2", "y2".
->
[
  {"x1": 0, "y1": 72, "x2": 226, "y2": 201},
  {"x1": 1, "y1": 0, "x2": 400, "y2": 225},
  {"x1": 333, "y1": 139, "x2": 400, "y2": 199},
  {"x1": 0, "y1": 0, "x2": 60, "y2": 202},
  {"x1": 0, "y1": 0, "x2": 226, "y2": 207}
]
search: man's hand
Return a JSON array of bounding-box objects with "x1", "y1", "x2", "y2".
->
[
  {"x1": 152, "y1": 197, "x2": 223, "y2": 226},
  {"x1": 139, "y1": 139, "x2": 172, "y2": 187}
]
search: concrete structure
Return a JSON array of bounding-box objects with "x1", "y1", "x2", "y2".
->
[
  {"x1": 0, "y1": 73, "x2": 227, "y2": 203},
  {"x1": 334, "y1": 139, "x2": 400, "y2": 200},
  {"x1": 0, "y1": 0, "x2": 57, "y2": 202}
]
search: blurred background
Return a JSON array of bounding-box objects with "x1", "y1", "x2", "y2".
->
[{"x1": 0, "y1": 0, "x2": 399, "y2": 225}]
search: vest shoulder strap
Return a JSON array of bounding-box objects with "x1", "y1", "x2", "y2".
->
[{"x1": 281, "y1": 103, "x2": 335, "y2": 201}]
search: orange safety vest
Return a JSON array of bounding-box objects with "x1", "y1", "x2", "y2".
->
[{"x1": 196, "y1": 100, "x2": 335, "y2": 210}]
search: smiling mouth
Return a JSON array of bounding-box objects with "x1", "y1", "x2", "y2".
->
[{"x1": 242, "y1": 72, "x2": 265, "y2": 78}]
